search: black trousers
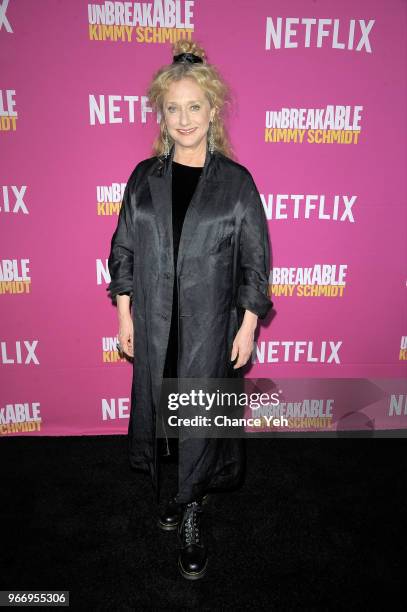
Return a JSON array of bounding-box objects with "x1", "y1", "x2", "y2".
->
[{"x1": 162, "y1": 338, "x2": 245, "y2": 503}]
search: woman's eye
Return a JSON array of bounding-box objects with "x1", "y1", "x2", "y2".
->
[{"x1": 167, "y1": 105, "x2": 200, "y2": 112}]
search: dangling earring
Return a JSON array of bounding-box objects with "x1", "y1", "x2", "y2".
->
[
  {"x1": 163, "y1": 126, "x2": 170, "y2": 158},
  {"x1": 208, "y1": 120, "x2": 215, "y2": 154}
]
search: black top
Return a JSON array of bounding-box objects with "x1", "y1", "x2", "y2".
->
[
  {"x1": 171, "y1": 161, "x2": 203, "y2": 267},
  {"x1": 163, "y1": 160, "x2": 203, "y2": 377}
]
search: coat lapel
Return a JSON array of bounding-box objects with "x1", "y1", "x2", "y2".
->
[{"x1": 147, "y1": 142, "x2": 219, "y2": 277}]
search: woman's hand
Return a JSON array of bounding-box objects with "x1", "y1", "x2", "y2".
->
[
  {"x1": 118, "y1": 314, "x2": 134, "y2": 358},
  {"x1": 231, "y1": 310, "x2": 258, "y2": 368},
  {"x1": 231, "y1": 324, "x2": 255, "y2": 368}
]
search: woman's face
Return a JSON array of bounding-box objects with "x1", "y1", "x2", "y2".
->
[{"x1": 163, "y1": 77, "x2": 215, "y2": 154}]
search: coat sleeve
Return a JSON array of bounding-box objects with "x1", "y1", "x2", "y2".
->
[
  {"x1": 106, "y1": 177, "x2": 135, "y2": 306},
  {"x1": 236, "y1": 175, "x2": 273, "y2": 319}
]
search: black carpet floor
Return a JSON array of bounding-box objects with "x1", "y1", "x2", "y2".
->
[{"x1": 1, "y1": 436, "x2": 405, "y2": 610}]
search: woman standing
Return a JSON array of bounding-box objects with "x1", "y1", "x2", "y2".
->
[{"x1": 107, "y1": 40, "x2": 273, "y2": 580}]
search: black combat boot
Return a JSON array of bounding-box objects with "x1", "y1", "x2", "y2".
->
[
  {"x1": 158, "y1": 493, "x2": 210, "y2": 532},
  {"x1": 177, "y1": 500, "x2": 208, "y2": 580},
  {"x1": 157, "y1": 495, "x2": 184, "y2": 531}
]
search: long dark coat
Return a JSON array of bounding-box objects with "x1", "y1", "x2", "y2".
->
[{"x1": 107, "y1": 142, "x2": 273, "y2": 503}]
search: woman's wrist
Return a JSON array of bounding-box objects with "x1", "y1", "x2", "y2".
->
[
  {"x1": 117, "y1": 294, "x2": 131, "y2": 319},
  {"x1": 241, "y1": 310, "x2": 258, "y2": 332}
]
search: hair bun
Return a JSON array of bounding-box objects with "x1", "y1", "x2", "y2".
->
[{"x1": 171, "y1": 40, "x2": 206, "y2": 63}]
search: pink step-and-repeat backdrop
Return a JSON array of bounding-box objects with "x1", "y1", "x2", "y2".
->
[{"x1": 1, "y1": 0, "x2": 406, "y2": 437}]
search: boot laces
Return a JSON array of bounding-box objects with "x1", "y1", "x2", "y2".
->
[{"x1": 182, "y1": 501, "x2": 202, "y2": 545}]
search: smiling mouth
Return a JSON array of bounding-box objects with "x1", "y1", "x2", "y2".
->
[{"x1": 177, "y1": 128, "x2": 197, "y2": 135}]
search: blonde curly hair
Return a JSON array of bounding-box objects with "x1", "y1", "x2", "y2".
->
[{"x1": 147, "y1": 39, "x2": 235, "y2": 160}]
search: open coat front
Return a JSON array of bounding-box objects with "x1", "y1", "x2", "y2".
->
[{"x1": 107, "y1": 143, "x2": 273, "y2": 502}]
